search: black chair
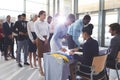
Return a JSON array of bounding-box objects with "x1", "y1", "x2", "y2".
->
[
  {"x1": 106, "y1": 51, "x2": 120, "y2": 80},
  {"x1": 75, "y1": 54, "x2": 108, "y2": 80}
]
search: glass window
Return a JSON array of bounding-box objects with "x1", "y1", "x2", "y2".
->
[
  {"x1": 105, "y1": 11, "x2": 118, "y2": 46},
  {"x1": 59, "y1": 0, "x2": 72, "y2": 15},
  {"x1": 0, "y1": 0, "x2": 24, "y2": 21},
  {"x1": 0, "y1": 9, "x2": 22, "y2": 22},
  {"x1": 50, "y1": 0, "x2": 53, "y2": 16},
  {"x1": 26, "y1": 0, "x2": 47, "y2": 4},
  {"x1": 0, "y1": 0, "x2": 24, "y2": 12},
  {"x1": 90, "y1": 13, "x2": 98, "y2": 41},
  {"x1": 78, "y1": 0, "x2": 99, "y2": 13},
  {"x1": 26, "y1": 1, "x2": 48, "y2": 14},
  {"x1": 105, "y1": 0, "x2": 120, "y2": 10}
]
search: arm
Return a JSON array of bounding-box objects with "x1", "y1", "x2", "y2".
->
[
  {"x1": 27, "y1": 22, "x2": 34, "y2": 42},
  {"x1": 72, "y1": 21, "x2": 83, "y2": 47},
  {"x1": 47, "y1": 23, "x2": 50, "y2": 40},
  {"x1": 53, "y1": 27, "x2": 62, "y2": 50},
  {"x1": 2, "y1": 23, "x2": 7, "y2": 36}
]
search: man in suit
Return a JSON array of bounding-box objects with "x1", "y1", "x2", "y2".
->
[
  {"x1": 15, "y1": 13, "x2": 29, "y2": 67},
  {"x1": 13, "y1": 14, "x2": 22, "y2": 61},
  {"x1": 2, "y1": 15, "x2": 15, "y2": 60},
  {"x1": 106, "y1": 23, "x2": 120, "y2": 80}
]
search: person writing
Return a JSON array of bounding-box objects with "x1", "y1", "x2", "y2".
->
[
  {"x1": 69, "y1": 24, "x2": 99, "y2": 80},
  {"x1": 50, "y1": 14, "x2": 75, "y2": 53}
]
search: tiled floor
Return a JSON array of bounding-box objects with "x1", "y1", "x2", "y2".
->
[{"x1": 0, "y1": 54, "x2": 44, "y2": 80}]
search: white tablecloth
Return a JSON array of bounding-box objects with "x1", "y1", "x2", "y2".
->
[{"x1": 44, "y1": 53, "x2": 71, "y2": 80}]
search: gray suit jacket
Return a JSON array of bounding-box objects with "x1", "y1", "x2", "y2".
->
[{"x1": 108, "y1": 34, "x2": 120, "y2": 60}]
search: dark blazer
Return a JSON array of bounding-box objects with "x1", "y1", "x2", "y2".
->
[
  {"x1": 80, "y1": 37, "x2": 99, "y2": 73},
  {"x1": 13, "y1": 20, "x2": 28, "y2": 41},
  {"x1": 3, "y1": 22, "x2": 14, "y2": 37},
  {"x1": 106, "y1": 34, "x2": 120, "y2": 68},
  {"x1": 2, "y1": 22, "x2": 14, "y2": 58},
  {"x1": 82, "y1": 37, "x2": 99, "y2": 65},
  {"x1": 2, "y1": 22, "x2": 14, "y2": 44}
]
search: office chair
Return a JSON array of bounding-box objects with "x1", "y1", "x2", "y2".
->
[
  {"x1": 75, "y1": 54, "x2": 108, "y2": 80},
  {"x1": 106, "y1": 51, "x2": 120, "y2": 80}
]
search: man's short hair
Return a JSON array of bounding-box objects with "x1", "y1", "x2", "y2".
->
[
  {"x1": 109, "y1": 23, "x2": 120, "y2": 34},
  {"x1": 83, "y1": 15, "x2": 91, "y2": 20},
  {"x1": 67, "y1": 14, "x2": 75, "y2": 23},
  {"x1": 21, "y1": 13, "x2": 26, "y2": 17}
]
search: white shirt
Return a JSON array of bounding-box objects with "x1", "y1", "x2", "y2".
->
[
  {"x1": 7, "y1": 21, "x2": 12, "y2": 28},
  {"x1": 34, "y1": 20, "x2": 49, "y2": 41},
  {"x1": 27, "y1": 21, "x2": 35, "y2": 42},
  {"x1": 49, "y1": 18, "x2": 58, "y2": 33}
]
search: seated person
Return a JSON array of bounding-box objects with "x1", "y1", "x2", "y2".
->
[
  {"x1": 106, "y1": 23, "x2": 120, "y2": 80},
  {"x1": 69, "y1": 24, "x2": 99, "y2": 79}
]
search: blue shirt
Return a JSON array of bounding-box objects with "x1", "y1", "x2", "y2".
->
[
  {"x1": 52, "y1": 24, "x2": 68, "y2": 50},
  {"x1": 67, "y1": 19, "x2": 84, "y2": 47}
]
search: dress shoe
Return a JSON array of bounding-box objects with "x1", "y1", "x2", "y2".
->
[
  {"x1": 5, "y1": 58, "x2": 8, "y2": 61},
  {"x1": 12, "y1": 56, "x2": 16, "y2": 59},
  {"x1": 18, "y1": 63, "x2": 23, "y2": 67},
  {"x1": 24, "y1": 62, "x2": 30, "y2": 65}
]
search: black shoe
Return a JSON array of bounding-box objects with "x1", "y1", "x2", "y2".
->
[
  {"x1": 18, "y1": 63, "x2": 23, "y2": 67},
  {"x1": 12, "y1": 56, "x2": 16, "y2": 59},
  {"x1": 5, "y1": 58, "x2": 8, "y2": 61},
  {"x1": 24, "y1": 62, "x2": 30, "y2": 65}
]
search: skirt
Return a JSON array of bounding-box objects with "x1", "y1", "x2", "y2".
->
[
  {"x1": 28, "y1": 32, "x2": 37, "y2": 53},
  {"x1": 36, "y1": 36, "x2": 49, "y2": 58}
]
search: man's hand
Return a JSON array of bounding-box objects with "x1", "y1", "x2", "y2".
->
[
  {"x1": 61, "y1": 48, "x2": 67, "y2": 52},
  {"x1": 19, "y1": 32, "x2": 25, "y2": 35},
  {"x1": 1, "y1": 33, "x2": 4, "y2": 37},
  {"x1": 69, "y1": 48, "x2": 79, "y2": 55},
  {"x1": 8, "y1": 35, "x2": 13, "y2": 39}
]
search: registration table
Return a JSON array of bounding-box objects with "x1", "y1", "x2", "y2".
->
[
  {"x1": 43, "y1": 52, "x2": 74, "y2": 80},
  {"x1": 43, "y1": 47, "x2": 107, "y2": 80}
]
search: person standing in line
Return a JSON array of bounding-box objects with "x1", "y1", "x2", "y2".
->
[
  {"x1": 34, "y1": 10, "x2": 49, "y2": 76},
  {"x1": 13, "y1": 14, "x2": 22, "y2": 61},
  {"x1": 47, "y1": 16, "x2": 52, "y2": 24},
  {"x1": 0, "y1": 21, "x2": 4, "y2": 56},
  {"x1": 16, "y1": 13, "x2": 30, "y2": 67},
  {"x1": 50, "y1": 14, "x2": 75, "y2": 53},
  {"x1": 27, "y1": 14, "x2": 38, "y2": 68},
  {"x1": 49, "y1": 13, "x2": 59, "y2": 42},
  {"x1": 47, "y1": 16, "x2": 52, "y2": 51},
  {"x1": 2, "y1": 15, "x2": 15, "y2": 60},
  {"x1": 67, "y1": 15, "x2": 91, "y2": 49}
]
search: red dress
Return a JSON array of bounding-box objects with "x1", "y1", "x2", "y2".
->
[{"x1": 0, "y1": 28, "x2": 3, "y2": 39}]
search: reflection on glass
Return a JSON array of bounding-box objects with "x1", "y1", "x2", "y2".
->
[{"x1": 105, "y1": 11, "x2": 118, "y2": 46}]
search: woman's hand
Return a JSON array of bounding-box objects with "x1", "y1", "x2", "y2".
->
[{"x1": 69, "y1": 48, "x2": 79, "y2": 55}]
